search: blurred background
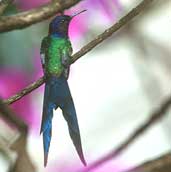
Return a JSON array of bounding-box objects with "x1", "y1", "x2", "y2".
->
[{"x1": 0, "y1": 0, "x2": 171, "y2": 171}]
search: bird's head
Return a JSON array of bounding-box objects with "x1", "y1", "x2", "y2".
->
[{"x1": 49, "y1": 10, "x2": 86, "y2": 38}]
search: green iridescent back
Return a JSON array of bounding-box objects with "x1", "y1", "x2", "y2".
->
[{"x1": 41, "y1": 36, "x2": 72, "y2": 77}]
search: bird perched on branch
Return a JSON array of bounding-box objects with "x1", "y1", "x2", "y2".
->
[{"x1": 40, "y1": 10, "x2": 87, "y2": 167}]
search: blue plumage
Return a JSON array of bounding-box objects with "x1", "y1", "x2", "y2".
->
[{"x1": 41, "y1": 75, "x2": 86, "y2": 166}]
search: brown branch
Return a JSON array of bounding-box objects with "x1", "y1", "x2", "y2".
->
[
  {"x1": 123, "y1": 153, "x2": 171, "y2": 172},
  {"x1": 0, "y1": 0, "x2": 80, "y2": 33},
  {"x1": 0, "y1": 98, "x2": 27, "y2": 133},
  {"x1": 4, "y1": 0, "x2": 155, "y2": 105},
  {"x1": 0, "y1": 0, "x2": 13, "y2": 15},
  {"x1": 0, "y1": 98, "x2": 36, "y2": 171},
  {"x1": 9, "y1": 135, "x2": 36, "y2": 172},
  {"x1": 4, "y1": 76, "x2": 45, "y2": 105},
  {"x1": 71, "y1": 0, "x2": 154, "y2": 63},
  {"x1": 77, "y1": 95, "x2": 171, "y2": 172}
]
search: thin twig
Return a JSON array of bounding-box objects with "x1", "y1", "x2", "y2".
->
[
  {"x1": 0, "y1": 0, "x2": 80, "y2": 33},
  {"x1": 4, "y1": 0, "x2": 154, "y2": 105},
  {"x1": 4, "y1": 76, "x2": 45, "y2": 105},
  {"x1": 0, "y1": 0, "x2": 13, "y2": 15},
  {"x1": 77, "y1": 95, "x2": 171, "y2": 172},
  {"x1": 123, "y1": 153, "x2": 171, "y2": 172},
  {"x1": 71, "y1": 0, "x2": 154, "y2": 63}
]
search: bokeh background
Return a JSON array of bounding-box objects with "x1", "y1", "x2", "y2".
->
[{"x1": 0, "y1": 0, "x2": 171, "y2": 171}]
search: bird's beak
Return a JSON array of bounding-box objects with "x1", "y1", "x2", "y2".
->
[{"x1": 71, "y1": 9, "x2": 87, "y2": 19}]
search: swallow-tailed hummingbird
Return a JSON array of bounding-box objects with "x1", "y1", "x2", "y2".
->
[{"x1": 40, "y1": 10, "x2": 87, "y2": 167}]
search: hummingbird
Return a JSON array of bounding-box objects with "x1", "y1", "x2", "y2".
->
[{"x1": 40, "y1": 10, "x2": 87, "y2": 167}]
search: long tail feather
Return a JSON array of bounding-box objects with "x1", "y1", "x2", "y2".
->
[
  {"x1": 60, "y1": 78, "x2": 87, "y2": 166},
  {"x1": 43, "y1": 125, "x2": 52, "y2": 167},
  {"x1": 63, "y1": 107, "x2": 87, "y2": 166},
  {"x1": 40, "y1": 79, "x2": 55, "y2": 167}
]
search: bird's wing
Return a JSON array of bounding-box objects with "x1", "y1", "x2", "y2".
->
[
  {"x1": 40, "y1": 36, "x2": 50, "y2": 73},
  {"x1": 61, "y1": 40, "x2": 73, "y2": 79}
]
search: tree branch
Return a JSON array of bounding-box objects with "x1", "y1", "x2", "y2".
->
[
  {"x1": 0, "y1": 98, "x2": 27, "y2": 133},
  {"x1": 123, "y1": 153, "x2": 171, "y2": 172},
  {"x1": 4, "y1": 76, "x2": 45, "y2": 105},
  {"x1": 0, "y1": 98, "x2": 36, "y2": 171},
  {"x1": 4, "y1": 0, "x2": 155, "y2": 105},
  {"x1": 0, "y1": 0, "x2": 80, "y2": 33},
  {"x1": 77, "y1": 95, "x2": 171, "y2": 172},
  {"x1": 0, "y1": 0, "x2": 13, "y2": 15},
  {"x1": 71, "y1": 0, "x2": 154, "y2": 63},
  {"x1": 9, "y1": 135, "x2": 36, "y2": 172}
]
